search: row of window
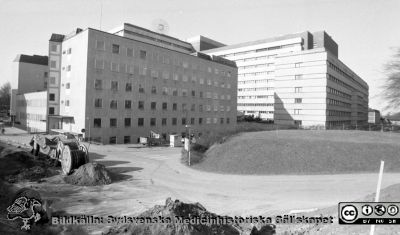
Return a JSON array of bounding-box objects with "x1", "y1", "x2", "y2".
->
[
  {"x1": 238, "y1": 95, "x2": 273, "y2": 99},
  {"x1": 327, "y1": 61, "x2": 368, "y2": 91},
  {"x1": 238, "y1": 71, "x2": 274, "y2": 77},
  {"x1": 16, "y1": 99, "x2": 47, "y2": 107},
  {"x1": 327, "y1": 98, "x2": 351, "y2": 108},
  {"x1": 237, "y1": 103, "x2": 274, "y2": 107},
  {"x1": 93, "y1": 79, "x2": 232, "y2": 100},
  {"x1": 238, "y1": 79, "x2": 273, "y2": 85},
  {"x1": 93, "y1": 99, "x2": 232, "y2": 112},
  {"x1": 17, "y1": 112, "x2": 46, "y2": 122},
  {"x1": 238, "y1": 87, "x2": 273, "y2": 92},
  {"x1": 327, "y1": 87, "x2": 351, "y2": 100},
  {"x1": 95, "y1": 40, "x2": 232, "y2": 77},
  {"x1": 238, "y1": 63, "x2": 273, "y2": 70},
  {"x1": 92, "y1": 117, "x2": 231, "y2": 128},
  {"x1": 327, "y1": 110, "x2": 351, "y2": 117}
]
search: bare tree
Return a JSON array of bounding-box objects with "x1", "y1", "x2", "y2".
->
[
  {"x1": 383, "y1": 48, "x2": 400, "y2": 109},
  {"x1": 0, "y1": 82, "x2": 11, "y2": 112}
]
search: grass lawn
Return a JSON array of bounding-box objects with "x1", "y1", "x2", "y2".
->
[{"x1": 193, "y1": 130, "x2": 400, "y2": 175}]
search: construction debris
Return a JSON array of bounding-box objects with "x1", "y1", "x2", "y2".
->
[
  {"x1": 105, "y1": 198, "x2": 275, "y2": 235},
  {"x1": 64, "y1": 163, "x2": 112, "y2": 186}
]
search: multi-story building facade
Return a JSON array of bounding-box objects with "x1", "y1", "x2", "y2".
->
[
  {"x1": 368, "y1": 109, "x2": 381, "y2": 124},
  {"x1": 51, "y1": 24, "x2": 237, "y2": 144},
  {"x1": 202, "y1": 31, "x2": 368, "y2": 127},
  {"x1": 11, "y1": 54, "x2": 49, "y2": 131}
]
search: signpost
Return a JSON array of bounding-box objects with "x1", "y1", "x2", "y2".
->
[{"x1": 370, "y1": 161, "x2": 384, "y2": 235}]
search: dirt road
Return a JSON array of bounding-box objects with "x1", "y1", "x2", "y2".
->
[{"x1": 2, "y1": 129, "x2": 400, "y2": 233}]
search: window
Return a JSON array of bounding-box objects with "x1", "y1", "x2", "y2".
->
[
  {"x1": 94, "y1": 80, "x2": 102, "y2": 89},
  {"x1": 294, "y1": 62, "x2": 302, "y2": 68},
  {"x1": 162, "y1": 71, "x2": 169, "y2": 79},
  {"x1": 50, "y1": 76, "x2": 56, "y2": 84},
  {"x1": 94, "y1": 98, "x2": 102, "y2": 108},
  {"x1": 109, "y1": 136, "x2": 117, "y2": 144},
  {"x1": 49, "y1": 107, "x2": 55, "y2": 115},
  {"x1": 191, "y1": 90, "x2": 195, "y2": 97},
  {"x1": 190, "y1": 118, "x2": 195, "y2": 125},
  {"x1": 227, "y1": 118, "x2": 230, "y2": 124},
  {"x1": 125, "y1": 100, "x2": 132, "y2": 109},
  {"x1": 127, "y1": 48, "x2": 134, "y2": 57},
  {"x1": 213, "y1": 118, "x2": 218, "y2": 124},
  {"x1": 295, "y1": 74, "x2": 303, "y2": 80},
  {"x1": 295, "y1": 87, "x2": 302, "y2": 93},
  {"x1": 50, "y1": 60, "x2": 56, "y2": 68},
  {"x1": 199, "y1": 78, "x2": 204, "y2": 84},
  {"x1": 67, "y1": 48, "x2": 72, "y2": 54},
  {"x1": 110, "y1": 118, "x2": 117, "y2": 127},
  {"x1": 162, "y1": 102, "x2": 167, "y2": 110},
  {"x1": 182, "y1": 103, "x2": 187, "y2": 111},
  {"x1": 173, "y1": 73, "x2": 179, "y2": 81},
  {"x1": 50, "y1": 45, "x2": 57, "y2": 52},
  {"x1": 93, "y1": 118, "x2": 101, "y2": 128},
  {"x1": 220, "y1": 118, "x2": 224, "y2": 124},
  {"x1": 295, "y1": 98, "x2": 302, "y2": 103},
  {"x1": 199, "y1": 91, "x2": 203, "y2": 98},
  {"x1": 138, "y1": 118, "x2": 144, "y2": 126},
  {"x1": 65, "y1": 100, "x2": 70, "y2": 106},
  {"x1": 199, "y1": 105, "x2": 203, "y2": 112},
  {"x1": 139, "y1": 84, "x2": 145, "y2": 93},
  {"x1": 138, "y1": 101, "x2": 144, "y2": 110},
  {"x1": 150, "y1": 118, "x2": 156, "y2": 126},
  {"x1": 49, "y1": 93, "x2": 55, "y2": 101},
  {"x1": 191, "y1": 104, "x2": 195, "y2": 111},
  {"x1": 125, "y1": 118, "x2": 131, "y2": 127},
  {"x1": 66, "y1": 65, "x2": 71, "y2": 71},
  {"x1": 111, "y1": 62, "x2": 119, "y2": 72},
  {"x1": 151, "y1": 86, "x2": 157, "y2": 94},
  {"x1": 182, "y1": 75, "x2": 188, "y2": 82},
  {"x1": 96, "y1": 40, "x2": 105, "y2": 50},
  {"x1": 182, "y1": 118, "x2": 187, "y2": 125},
  {"x1": 172, "y1": 118, "x2": 177, "y2": 125},
  {"x1": 110, "y1": 100, "x2": 117, "y2": 109},
  {"x1": 140, "y1": 50, "x2": 147, "y2": 59},
  {"x1": 294, "y1": 109, "x2": 301, "y2": 115},
  {"x1": 112, "y1": 44, "x2": 120, "y2": 54},
  {"x1": 162, "y1": 118, "x2": 167, "y2": 126},
  {"x1": 182, "y1": 89, "x2": 187, "y2": 97},
  {"x1": 66, "y1": 83, "x2": 70, "y2": 89},
  {"x1": 44, "y1": 72, "x2": 48, "y2": 78},
  {"x1": 172, "y1": 89, "x2": 178, "y2": 96},
  {"x1": 151, "y1": 102, "x2": 156, "y2": 110},
  {"x1": 172, "y1": 103, "x2": 177, "y2": 111},
  {"x1": 162, "y1": 87, "x2": 168, "y2": 95},
  {"x1": 126, "y1": 83, "x2": 132, "y2": 92},
  {"x1": 111, "y1": 81, "x2": 118, "y2": 91},
  {"x1": 151, "y1": 70, "x2": 159, "y2": 79},
  {"x1": 199, "y1": 118, "x2": 203, "y2": 125},
  {"x1": 124, "y1": 136, "x2": 131, "y2": 144}
]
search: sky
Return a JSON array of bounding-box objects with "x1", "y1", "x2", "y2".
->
[{"x1": 0, "y1": 0, "x2": 399, "y2": 114}]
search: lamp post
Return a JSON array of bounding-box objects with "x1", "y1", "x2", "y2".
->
[{"x1": 185, "y1": 124, "x2": 191, "y2": 166}]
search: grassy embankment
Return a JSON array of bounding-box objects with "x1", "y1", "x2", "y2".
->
[{"x1": 186, "y1": 127, "x2": 400, "y2": 175}]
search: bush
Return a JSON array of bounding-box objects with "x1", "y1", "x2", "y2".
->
[{"x1": 181, "y1": 148, "x2": 206, "y2": 165}]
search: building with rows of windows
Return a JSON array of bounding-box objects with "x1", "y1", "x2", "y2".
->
[
  {"x1": 203, "y1": 31, "x2": 369, "y2": 128},
  {"x1": 38, "y1": 23, "x2": 237, "y2": 144}
]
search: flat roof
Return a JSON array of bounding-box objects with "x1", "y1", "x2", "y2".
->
[
  {"x1": 13, "y1": 54, "x2": 48, "y2": 66},
  {"x1": 202, "y1": 31, "x2": 309, "y2": 53}
]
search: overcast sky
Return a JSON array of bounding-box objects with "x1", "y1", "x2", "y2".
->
[{"x1": 0, "y1": 0, "x2": 399, "y2": 113}]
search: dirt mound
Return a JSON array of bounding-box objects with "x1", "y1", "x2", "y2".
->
[
  {"x1": 105, "y1": 198, "x2": 275, "y2": 235},
  {"x1": 64, "y1": 163, "x2": 112, "y2": 186}
]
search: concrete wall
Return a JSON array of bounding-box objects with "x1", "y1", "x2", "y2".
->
[
  {"x1": 59, "y1": 30, "x2": 89, "y2": 134},
  {"x1": 274, "y1": 49, "x2": 329, "y2": 127},
  {"x1": 15, "y1": 91, "x2": 47, "y2": 133},
  {"x1": 58, "y1": 28, "x2": 237, "y2": 144},
  {"x1": 12, "y1": 62, "x2": 47, "y2": 94}
]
